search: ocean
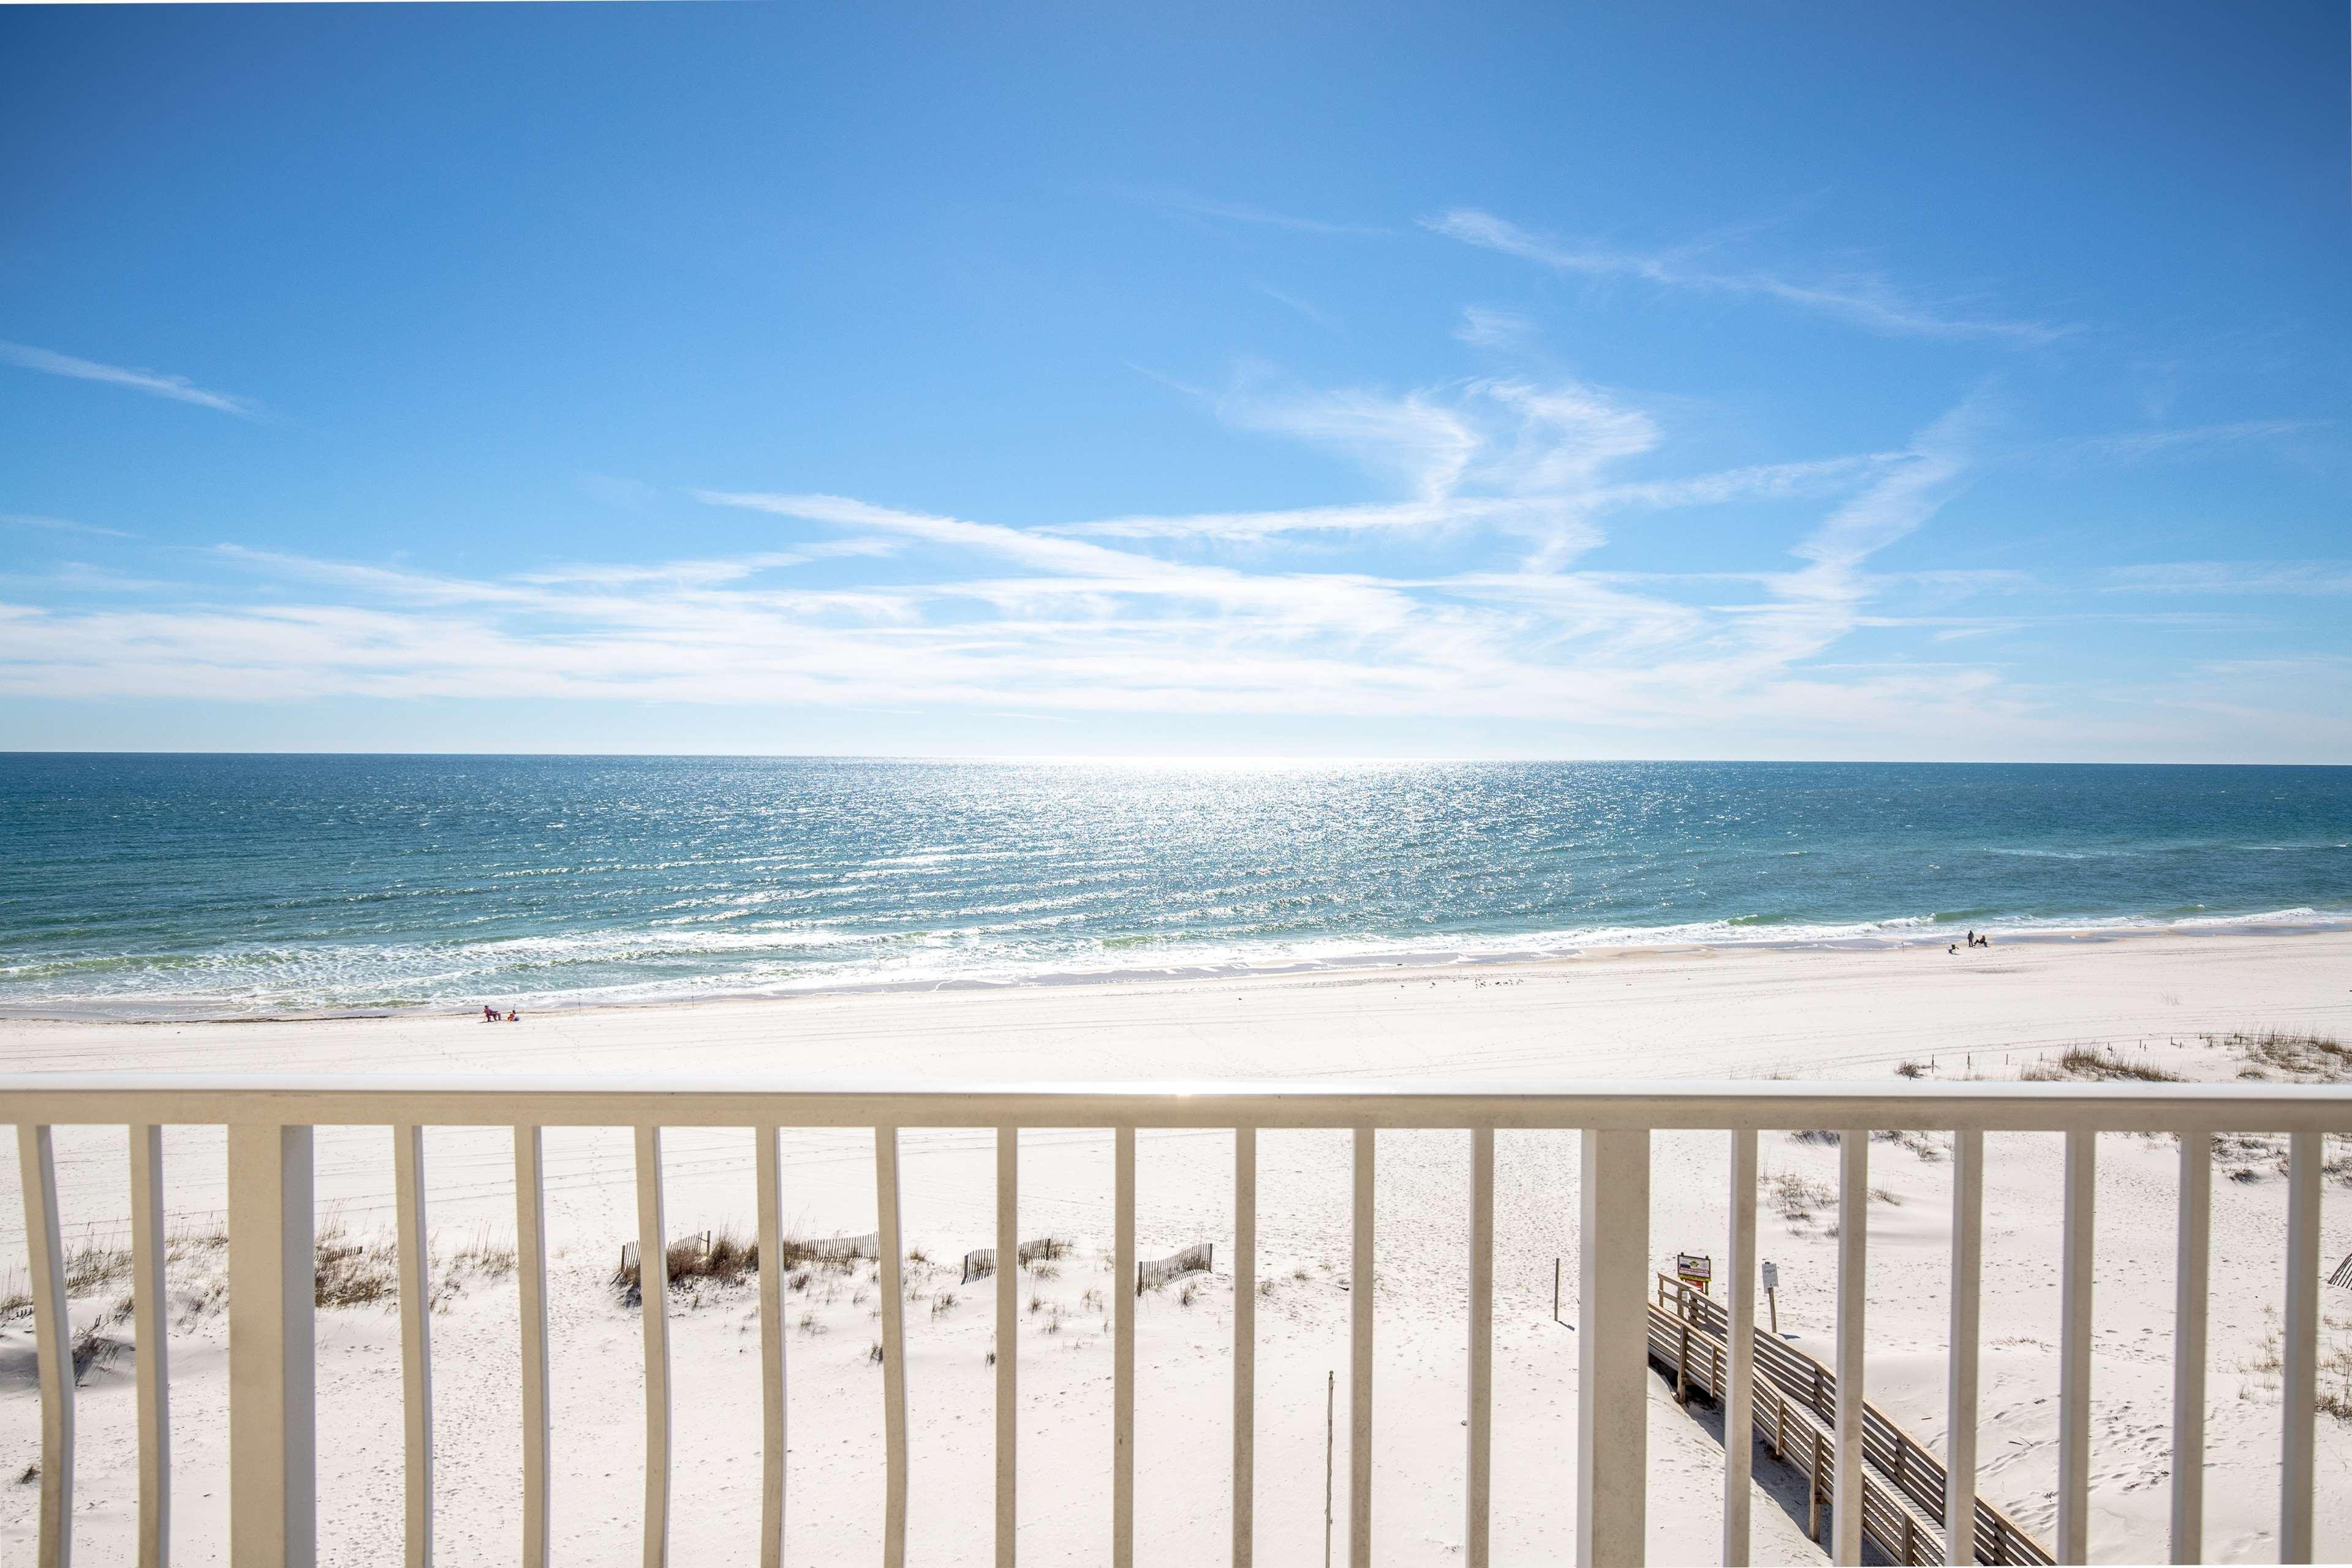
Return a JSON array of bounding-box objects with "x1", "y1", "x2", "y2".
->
[{"x1": 1, "y1": 755, "x2": 2345, "y2": 1019}]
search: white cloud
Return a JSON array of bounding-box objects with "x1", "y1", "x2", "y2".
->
[
  {"x1": 0, "y1": 341, "x2": 254, "y2": 416},
  {"x1": 1454, "y1": 307, "x2": 1537, "y2": 350},
  {"x1": 1133, "y1": 189, "x2": 1393, "y2": 238},
  {"x1": 2106, "y1": 560, "x2": 2352, "y2": 595},
  {"x1": 2048, "y1": 420, "x2": 2321, "y2": 465},
  {"x1": 1252, "y1": 283, "x2": 1340, "y2": 330},
  {"x1": 12, "y1": 369, "x2": 2331, "y2": 755},
  {"x1": 2, "y1": 512, "x2": 138, "y2": 539},
  {"x1": 1426, "y1": 209, "x2": 2073, "y2": 346}
]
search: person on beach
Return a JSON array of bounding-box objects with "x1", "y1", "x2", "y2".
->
[
  {"x1": 507, "y1": 1009, "x2": 520, "y2": 1022},
  {"x1": 483, "y1": 1004, "x2": 499, "y2": 1022},
  {"x1": 1966, "y1": 929, "x2": 1976, "y2": 948}
]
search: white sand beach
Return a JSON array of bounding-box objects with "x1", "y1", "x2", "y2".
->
[{"x1": 5, "y1": 929, "x2": 2351, "y2": 1564}]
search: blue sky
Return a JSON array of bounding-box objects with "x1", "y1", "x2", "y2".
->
[{"x1": 2, "y1": 2, "x2": 2346, "y2": 760}]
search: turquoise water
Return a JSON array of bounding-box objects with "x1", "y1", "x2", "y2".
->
[{"x1": 1, "y1": 755, "x2": 2346, "y2": 1019}]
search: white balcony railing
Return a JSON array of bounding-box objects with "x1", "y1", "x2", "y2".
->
[{"x1": 6, "y1": 1075, "x2": 2348, "y2": 1567}]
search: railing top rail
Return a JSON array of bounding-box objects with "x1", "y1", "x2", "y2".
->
[{"x1": 1, "y1": 1073, "x2": 2348, "y2": 1131}]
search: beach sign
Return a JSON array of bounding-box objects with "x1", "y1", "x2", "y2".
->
[
  {"x1": 1761, "y1": 1261, "x2": 1779, "y2": 1291},
  {"x1": 1676, "y1": 1252, "x2": 1712, "y2": 1293}
]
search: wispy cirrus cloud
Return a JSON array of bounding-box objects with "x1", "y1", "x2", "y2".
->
[
  {"x1": 2, "y1": 360, "x2": 2337, "y2": 757},
  {"x1": 1252, "y1": 283, "x2": 1340, "y2": 330},
  {"x1": 2044, "y1": 419, "x2": 2323, "y2": 466},
  {"x1": 1133, "y1": 189, "x2": 1393, "y2": 238},
  {"x1": 2, "y1": 512, "x2": 139, "y2": 540},
  {"x1": 2106, "y1": 560, "x2": 2352, "y2": 595},
  {"x1": 0, "y1": 341, "x2": 255, "y2": 416},
  {"x1": 1454, "y1": 307, "x2": 1538, "y2": 350},
  {"x1": 1426, "y1": 209, "x2": 2074, "y2": 346}
]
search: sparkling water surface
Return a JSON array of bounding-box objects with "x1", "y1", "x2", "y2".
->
[{"x1": 1, "y1": 755, "x2": 2345, "y2": 1018}]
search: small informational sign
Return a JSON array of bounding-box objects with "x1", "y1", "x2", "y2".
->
[
  {"x1": 1761, "y1": 1261, "x2": 1779, "y2": 1292},
  {"x1": 1676, "y1": 1251, "x2": 1713, "y2": 1292}
]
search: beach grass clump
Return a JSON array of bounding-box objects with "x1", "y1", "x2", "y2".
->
[
  {"x1": 2219, "y1": 1030, "x2": 2352, "y2": 1084},
  {"x1": 1893, "y1": 1060, "x2": 1930, "y2": 1080},
  {"x1": 1766, "y1": 1170, "x2": 1833, "y2": 1226},
  {"x1": 2022, "y1": 1046, "x2": 2182, "y2": 1084},
  {"x1": 1018, "y1": 1236, "x2": 1075, "y2": 1272},
  {"x1": 1872, "y1": 1128, "x2": 1945, "y2": 1161},
  {"x1": 64, "y1": 1232, "x2": 137, "y2": 1297},
  {"x1": 314, "y1": 1221, "x2": 399, "y2": 1310},
  {"x1": 448, "y1": 1227, "x2": 518, "y2": 1281},
  {"x1": 71, "y1": 1319, "x2": 123, "y2": 1384},
  {"x1": 614, "y1": 1225, "x2": 765, "y2": 1302}
]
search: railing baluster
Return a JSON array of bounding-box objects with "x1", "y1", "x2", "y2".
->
[
  {"x1": 1233, "y1": 1125, "x2": 1257, "y2": 1568},
  {"x1": 227, "y1": 1123, "x2": 316, "y2": 1565},
  {"x1": 875, "y1": 1125, "x2": 909, "y2": 1568},
  {"x1": 1833, "y1": 1129, "x2": 1867, "y2": 1567},
  {"x1": 1578, "y1": 1128, "x2": 1650, "y2": 1566},
  {"x1": 1113, "y1": 1125, "x2": 1136, "y2": 1568},
  {"x1": 130, "y1": 1123, "x2": 170, "y2": 1568},
  {"x1": 1350, "y1": 1126, "x2": 1375, "y2": 1568},
  {"x1": 995, "y1": 1125, "x2": 1017, "y2": 1568},
  {"x1": 18, "y1": 1124, "x2": 72, "y2": 1568},
  {"x1": 1725, "y1": 1127, "x2": 1756, "y2": 1567},
  {"x1": 393, "y1": 1125, "x2": 434, "y2": 1568},
  {"x1": 2169, "y1": 1128, "x2": 2209, "y2": 1564},
  {"x1": 2057, "y1": 1129, "x2": 2095, "y2": 1564},
  {"x1": 514, "y1": 1126, "x2": 551, "y2": 1568},
  {"x1": 2281, "y1": 1129, "x2": 2321, "y2": 1563},
  {"x1": 1467, "y1": 1126, "x2": 1494, "y2": 1568},
  {"x1": 757, "y1": 1124, "x2": 788, "y2": 1568},
  {"x1": 635, "y1": 1126, "x2": 671, "y2": 1568},
  {"x1": 1946, "y1": 1127, "x2": 1983, "y2": 1567}
]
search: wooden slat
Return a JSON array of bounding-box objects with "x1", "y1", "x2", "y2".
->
[
  {"x1": 1725, "y1": 1127, "x2": 1756, "y2": 1567},
  {"x1": 1945, "y1": 1128, "x2": 1981, "y2": 1566},
  {"x1": 875, "y1": 1126, "x2": 909, "y2": 1568},
  {"x1": 1833, "y1": 1130, "x2": 1868, "y2": 1566},
  {"x1": 2056, "y1": 1130, "x2": 2094, "y2": 1563},
  {"x1": 1113, "y1": 1125, "x2": 1136, "y2": 1568},
  {"x1": 2281, "y1": 1129, "x2": 2321, "y2": 1563},
  {"x1": 514, "y1": 1126, "x2": 552, "y2": 1568},
  {"x1": 227, "y1": 1125, "x2": 316, "y2": 1564},
  {"x1": 2169, "y1": 1131, "x2": 2209, "y2": 1564},
  {"x1": 1350, "y1": 1126, "x2": 1374, "y2": 1568},
  {"x1": 18, "y1": 1124, "x2": 73, "y2": 1568},
  {"x1": 130, "y1": 1123, "x2": 171, "y2": 1568},
  {"x1": 394, "y1": 1124, "x2": 434, "y2": 1568},
  {"x1": 1467, "y1": 1126, "x2": 1494, "y2": 1568},
  {"x1": 1578, "y1": 1129, "x2": 1650, "y2": 1565},
  {"x1": 995, "y1": 1125, "x2": 1018, "y2": 1568},
  {"x1": 757, "y1": 1124, "x2": 788, "y2": 1568},
  {"x1": 635, "y1": 1125, "x2": 672, "y2": 1568},
  {"x1": 1233, "y1": 1125, "x2": 1257, "y2": 1568}
]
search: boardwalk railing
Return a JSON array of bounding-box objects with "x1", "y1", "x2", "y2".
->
[
  {"x1": 1649, "y1": 1272, "x2": 2054, "y2": 1564},
  {"x1": 4, "y1": 1075, "x2": 2346, "y2": 1567}
]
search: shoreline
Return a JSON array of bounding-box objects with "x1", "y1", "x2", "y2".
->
[{"x1": 5, "y1": 907, "x2": 2348, "y2": 1027}]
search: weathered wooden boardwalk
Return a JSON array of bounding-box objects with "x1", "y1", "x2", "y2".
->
[{"x1": 1647, "y1": 1274, "x2": 2055, "y2": 1566}]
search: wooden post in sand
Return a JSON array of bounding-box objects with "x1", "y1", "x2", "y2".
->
[{"x1": 1324, "y1": 1369, "x2": 1335, "y2": 1568}]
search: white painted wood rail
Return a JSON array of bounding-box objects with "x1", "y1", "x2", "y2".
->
[{"x1": 4, "y1": 1074, "x2": 2348, "y2": 1568}]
